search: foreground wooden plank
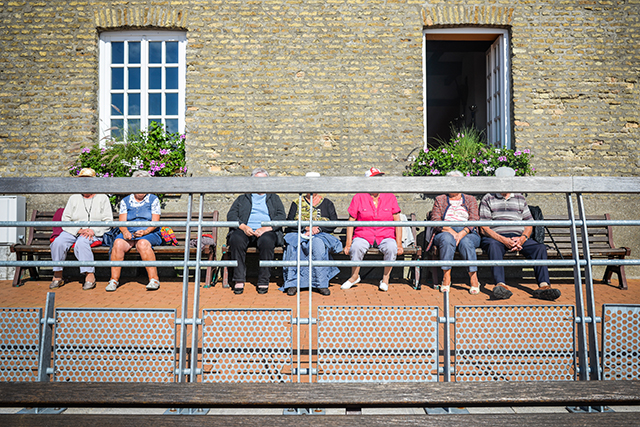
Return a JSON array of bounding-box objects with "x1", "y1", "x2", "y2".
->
[
  {"x1": 1, "y1": 381, "x2": 639, "y2": 409},
  {"x1": 0, "y1": 413, "x2": 637, "y2": 427}
]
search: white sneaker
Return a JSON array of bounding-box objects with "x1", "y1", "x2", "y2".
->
[
  {"x1": 341, "y1": 276, "x2": 361, "y2": 290},
  {"x1": 146, "y1": 278, "x2": 160, "y2": 291},
  {"x1": 379, "y1": 281, "x2": 389, "y2": 292},
  {"x1": 106, "y1": 279, "x2": 119, "y2": 292}
]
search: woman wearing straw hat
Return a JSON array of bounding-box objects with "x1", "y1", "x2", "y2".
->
[{"x1": 49, "y1": 168, "x2": 113, "y2": 290}]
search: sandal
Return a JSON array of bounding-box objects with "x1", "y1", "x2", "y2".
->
[
  {"x1": 146, "y1": 278, "x2": 160, "y2": 291},
  {"x1": 233, "y1": 283, "x2": 244, "y2": 295},
  {"x1": 49, "y1": 278, "x2": 64, "y2": 289},
  {"x1": 469, "y1": 285, "x2": 480, "y2": 295},
  {"x1": 105, "y1": 279, "x2": 119, "y2": 292},
  {"x1": 439, "y1": 284, "x2": 450, "y2": 293}
]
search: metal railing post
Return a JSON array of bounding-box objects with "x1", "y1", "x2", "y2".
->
[
  {"x1": 177, "y1": 193, "x2": 193, "y2": 383},
  {"x1": 577, "y1": 193, "x2": 602, "y2": 381},
  {"x1": 566, "y1": 194, "x2": 589, "y2": 381},
  {"x1": 308, "y1": 193, "x2": 314, "y2": 384},
  {"x1": 190, "y1": 194, "x2": 205, "y2": 382},
  {"x1": 37, "y1": 292, "x2": 55, "y2": 383},
  {"x1": 296, "y1": 194, "x2": 302, "y2": 383}
]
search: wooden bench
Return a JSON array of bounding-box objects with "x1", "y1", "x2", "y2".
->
[
  {"x1": 423, "y1": 213, "x2": 631, "y2": 290},
  {"x1": 220, "y1": 214, "x2": 422, "y2": 288},
  {"x1": 0, "y1": 381, "x2": 638, "y2": 426},
  {"x1": 10, "y1": 210, "x2": 219, "y2": 287}
]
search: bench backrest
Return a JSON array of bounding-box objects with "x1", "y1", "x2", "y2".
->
[
  {"x1": 23, "y1": 210, "x2": 218, "y2": 247},
  {"x1": 542, "y1": 214, "x2": 619, "y2": 255}
]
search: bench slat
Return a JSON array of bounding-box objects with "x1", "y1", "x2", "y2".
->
[
  {"x1": 0, "y1": 381, "x2": 639, "y2": 408},
  {"x1": 1, "y1": 413, "x2": 636, "y2": 427}
]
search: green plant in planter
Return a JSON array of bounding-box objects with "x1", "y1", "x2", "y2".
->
[
  {"x1": 70, "y1": 122, "x2": 187, "y2": 205},
  {"x1": 404, "y1": 125, "x2": 535, "y2": 177}
]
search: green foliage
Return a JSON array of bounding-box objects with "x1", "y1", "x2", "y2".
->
[
  {"x1": 404, "y1": 126, "x2": 535, "y2": 177},
  {"x1": 70, "y1": 122, "x2": 187, "y2": 179}
]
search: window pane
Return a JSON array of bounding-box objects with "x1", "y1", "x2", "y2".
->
[
  {"x1": 166, "y1": 67, "x2": 178, "y2": 89},
  {"x1": 149, "y1": 68, "x2": 162, "y2": 89},
  {"x1": 111, "y1": 68, "x2": 124, "y2": 90},
  {"x1": 128, "y1": 93, "x2": 140, "y2": 116},
  {"x1": 111, "y1": 42, "x2": 124, "y2": 64},
  {"x1": 110, "y1": 119, "x2": 124, "y2": 139},
  {"x1": 149, "y1": 41, "x2": 162, "y2": 64},
  {"x1": 128, "y1": 41, "x2": 140, "y2": 64},
  {"x1": 166, "y1": 41, "x2": 178, "y2": 64},
  {"x1": 111, "y1": 93, "x2": 124, "y2": 115},
  {"x1": 128, "y1": 67, "x2": 140, "y2": 90},
  {"x1": 166, "y1": 119, "x2": 178, "y2": 134},
  {"x1": 166, "y1": 93, "x2": 178, "y2": 115},
  {"x1": 128, "y1": 119, "x2": 140, "y2": 135},
  {"x1": 149, "y1": 93, "x2": 162, "y2": 115},
  {"x1": 149, "y1": 119, "x2": 162, "y2": 128}
]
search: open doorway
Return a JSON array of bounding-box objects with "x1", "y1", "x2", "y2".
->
[{"x1": 424, "y1": 29, "x2": 511, "y2": 149}]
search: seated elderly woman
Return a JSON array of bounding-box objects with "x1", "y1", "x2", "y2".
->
[
  {"x1": 282, "y1": 182, "x2": 342, "y2": 297},
  {"x1": 49, "y1": 168, "x2": 114, "y2": 290},
  {"x1": 430, "y1": 170, "x2": 481, "y2": 294},
  {"x1": 226, "y1": 167, "x2": 286, "y2": 295},
  {"x1": 106, "y1": 170, "x2": 163, "y2": 292},
  {"x1": 341, "y1": 167, "x2": 404, "y2": 292}
]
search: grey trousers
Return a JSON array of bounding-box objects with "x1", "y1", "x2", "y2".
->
[
  {"x1": 50, "y1": 231, "x2": 100, "y2": 274},
  {"x1": 349, "y1": 237, "x2": 397, "y2": 261}
]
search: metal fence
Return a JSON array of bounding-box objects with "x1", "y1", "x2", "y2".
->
[{"x1": 0, "y1": 176, "x2": 639, "y2": 390}]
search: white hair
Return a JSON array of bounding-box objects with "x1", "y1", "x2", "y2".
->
[
  {"x1": 132, "y1": 170, "x2": 151, "y2": 178},
  {"x1": 446, "y1": 170, "x2": 464, "y2": 177},
  {"x1": 251, "y1": 167, "x2": 269, "y2": 177}
]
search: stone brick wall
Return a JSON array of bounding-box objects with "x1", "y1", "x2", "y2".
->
[
  {"x1": 1, "y1": 1, "x2": 638, "y2": 178},
  {"x1": 0, "y1": 1, "x2": 638, "y2": 275}
]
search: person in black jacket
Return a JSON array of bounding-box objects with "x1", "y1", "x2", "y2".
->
[{"x1": 226, "y1": 168, "x2": 286, "y2": 295}]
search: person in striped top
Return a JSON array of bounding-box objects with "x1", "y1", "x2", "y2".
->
[{"x1": 479, "y1": 167, "x2": 561, "y2": 301}]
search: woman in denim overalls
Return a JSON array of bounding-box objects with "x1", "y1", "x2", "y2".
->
[{"x1": 106, "y1": 171, "x2": 163, "y2": 292}]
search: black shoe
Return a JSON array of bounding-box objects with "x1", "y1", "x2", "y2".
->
[
  {"x1": 532, "y1": 287, "x2": 561, "y2": 301},
  {"x1": 233, "y1": 284, "x2": 244, "y2": 295},
  {"x1": 286, "y1": 287, "x2": 297, "y2": 296},
  {"x1": 257, "y1": 285, "x2": 269, "y2": 294},
  {"x1": 492, "y1": 284, "x2": 513, "y2": 300},
  {"x1": 317, "y1": 288, "x2": 331, "y2": 296}
]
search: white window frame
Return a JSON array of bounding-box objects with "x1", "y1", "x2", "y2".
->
[
  {"x1": 422, "y1": 27, "x2": 511, "y2": 149},
  {"x1": 98, "y1": 31, "x2": 187, "y2": 142}
]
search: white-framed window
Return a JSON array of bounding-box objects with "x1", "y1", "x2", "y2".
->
[
  {"x1": 422, "y1": 28, "x2": 511, "y2": 149},
  {"x1": 99, "y1": 31, "x2": 187, "y2": 141}
]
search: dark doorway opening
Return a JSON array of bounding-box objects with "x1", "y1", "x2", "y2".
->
[{"x1": 426, "y1": 39, "x2": 494, "y2": 146}]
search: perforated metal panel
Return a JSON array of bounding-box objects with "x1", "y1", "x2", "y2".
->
[
  {"x1": 602, "y1": 304, "x2": 640, "y2": 380},
  {"x1": 317, "y1": 306, "x2": 439, "y2": 383},
  {"x1": 201, "y1": 309, "x2": 292, "y2": 383},
  {"x1": 53, "y1": 308, "x2": 176, "y2": 382},
  {"x1": 0, "y1": 308, "x2": 41, "y2": 382},
  {"x1": 455, "y1": 305, "x2": 575, "y2": 381}
]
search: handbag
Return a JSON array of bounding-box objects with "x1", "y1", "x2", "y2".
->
[
  {"x1": 101, "y1": 227, "x2": 120, "y2": 247},
  {"x1": 161, "y1": 227, "x2": 179, "y2": 246}
]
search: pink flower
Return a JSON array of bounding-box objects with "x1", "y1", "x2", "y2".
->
[{"x1": 81, "y1": 147, "x2": 90, "y2": 153}]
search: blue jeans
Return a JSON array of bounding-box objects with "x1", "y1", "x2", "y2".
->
[
  {"x1": 433, "y1": 227, "x2": 480, "y2": 272},
  {"x1": 480, "y1": 232, "x2": 550, "y2": 285}
]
